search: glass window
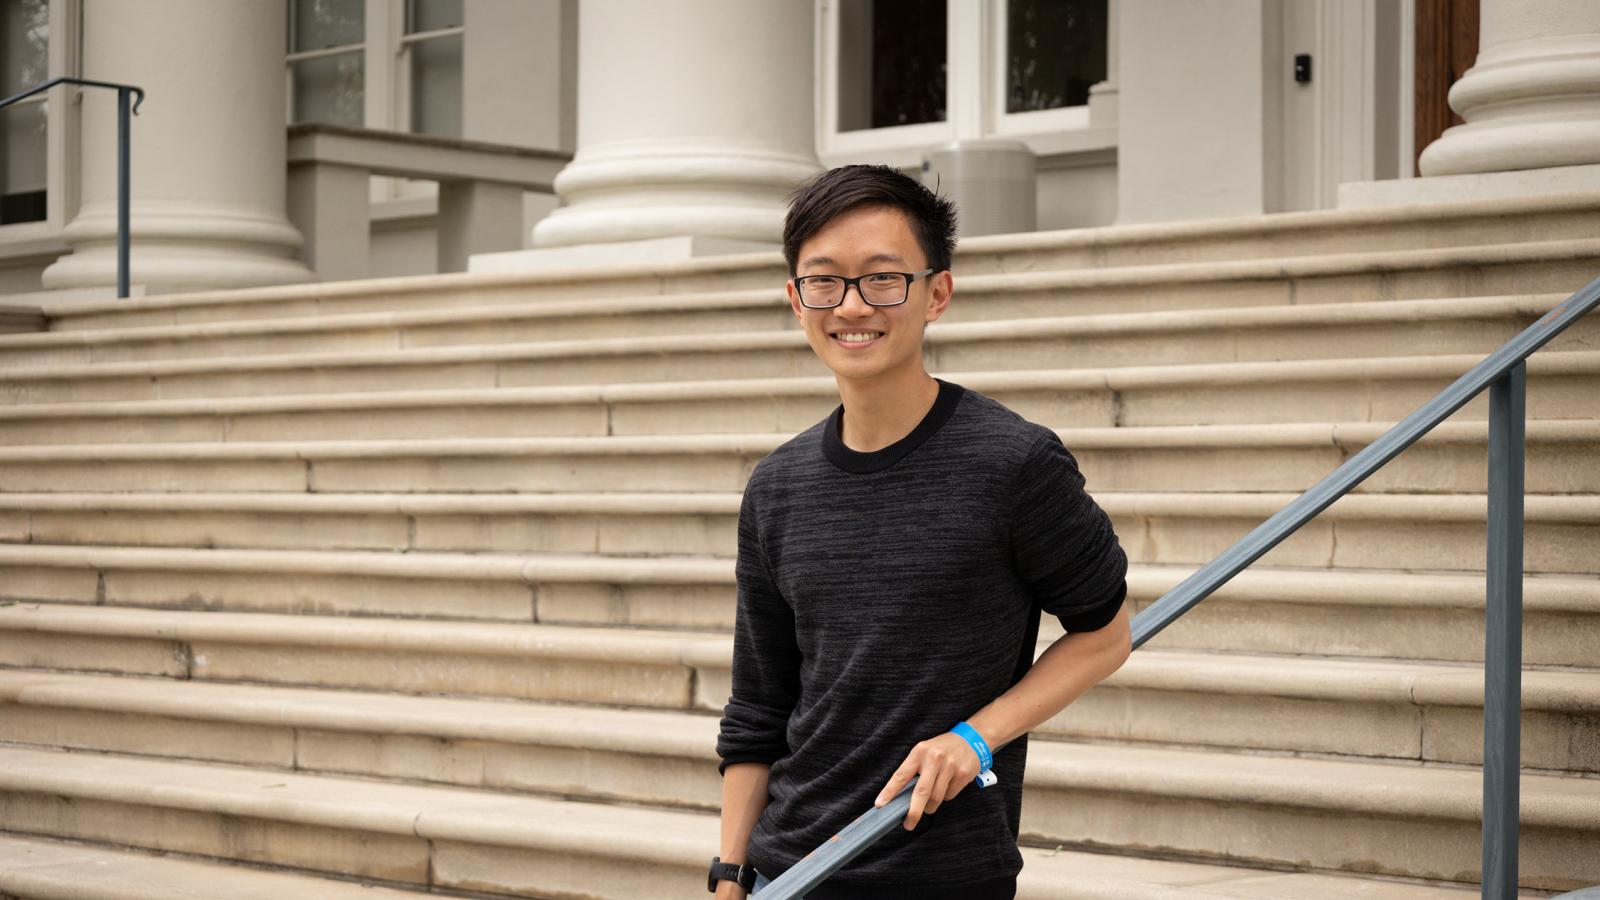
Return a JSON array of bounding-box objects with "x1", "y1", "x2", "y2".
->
[
  {"x1": 1005, "y1": 0, "x2": 1106, "y2": 113},
  {"x1": 288, "y1": 0, "x2": 365, "y2": 127},
  {"x1": 404, "y1": 0, "x2": 462, "y2": 138},
  {"x1": 407, "y1": 0, "x2": 461, "y2": 33},
  {"x1": 838, "y1": 0, "x2": 946, "y2": 131},
  {"x1": 1, "y1": 0, "x2": 49, "y2": 225},
  {"x1": 408, "y1": 34, "x2": 462, "y2": 137}
]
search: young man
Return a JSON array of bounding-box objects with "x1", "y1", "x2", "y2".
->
[{"x1": 711, "y1": 165, "x2": 1131, "y2": 899}]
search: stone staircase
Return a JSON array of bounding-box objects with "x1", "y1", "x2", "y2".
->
[{"x1": 1, "y1": 192, "x2": 1597, "y2": 899}]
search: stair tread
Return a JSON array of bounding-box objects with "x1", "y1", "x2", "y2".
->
[
  {"x1": 4, "y1": 340, "x2": 1597, "y2": 384},
  {"x1": 0, "y1": 418, "x2": 1596, "y2": 455},
  {"x1": 2, "y1": 732, "x2": 1595, "y2": 833},
  {"x1": 0, "y1": 834, "x2": 434, "y2": 900},
  {"x1": 23, "y1": 230, "x2": 1600, "y2": 332},
  {"x1": 3, "y1": 613, "x2": 1595, "y2": 708},
  {"x1": 2, "y1": 487, "x2": 1595, "y2": 521},
  {"x1": 0, "y1": 291, "x2": 1565, "y2": 354},
  {"x1": 0, "y1": 825, "x2": 1524, "y2": 900}
]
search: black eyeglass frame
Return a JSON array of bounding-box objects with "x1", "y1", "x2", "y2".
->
[{"x1": 792, "y1": 267, "x2": 938, "y2": 309}]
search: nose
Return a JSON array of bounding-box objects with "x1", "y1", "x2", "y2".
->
[{"x1": 835, "y1": 281, "x2": 874, "y2": 317}]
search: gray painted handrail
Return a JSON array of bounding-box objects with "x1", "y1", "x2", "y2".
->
[
  {"x1": 756, "y1": 271, "x2": 1600, "y2": 899},
  {"x1": 0, "y1": 77, "x2": 145, "y2": 298}
]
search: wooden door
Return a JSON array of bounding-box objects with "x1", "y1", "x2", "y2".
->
[{"x1": 1414, "y1": 0, "x2": 1479, "y2": 175}]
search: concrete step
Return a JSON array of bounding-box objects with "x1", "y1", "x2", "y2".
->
[
  {"x1": 0, "y1": 544, "x2": 729, "y2": 626},
  {"x1": 0, "y1": 834, "x2": 439, "y2": 900},
  {"x1": 2, "y1": 544, "x2": 1594, "y2": 666},
  {"x1": 2, "y1": 353, "x2": 1595, "y2": 448},
  {"x1": 0, "y1": 743, "x2": 721, "y2": 899},
  {"x1": 1012, "y1": 741, "x2": 1599, "y2": 892},
  {"x1": 3, "y1": 289, "x2": 1589, "y2": 371},
  {"x1": 0, "y1": 465, "x2": 1595, "y2": 568},
  {"x1": 2, "y1": 605, "x2": 1597, "y2": 772},
  {"x1": 4, "y1": 624, "x2": 1595, "y2": 778},
  {"x1": 0, "y1": 735, "x2": 1594, "y2": 892},
  {"x1": 3, "y1": 415, "x2": 1594, "y2": 497},
  {"x1": 0, "y1": 603, "x2": 725, "y2": 710},
  {"x1": 0, "y1": 833, "x2": 1512, "y2": 900},
  {"x1": 956, "y1": 190, "x2": 1600, "y2": 273},
  {"x1": 32, "y1": 199, "x2": 1600, "y2": 333}
]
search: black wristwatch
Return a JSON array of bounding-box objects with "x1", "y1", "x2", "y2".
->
[{"x1": 707, "y1": 856, "x2": 759, "y2": 893}]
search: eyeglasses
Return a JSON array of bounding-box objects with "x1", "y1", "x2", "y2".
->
[{"x1": 792, "y1": 268, "x2": 936, "y2": 309}]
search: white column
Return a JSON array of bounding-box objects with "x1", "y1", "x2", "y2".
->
[
  {"x1": 42, "y1": 0, "x2": 312, "y2": 294},
  {"x1": 1419, "y1": 0, "x2": 1600, "y2": 176},
  {"x1": 529, "y1": 0, "x2": 820, "y2": 253}
]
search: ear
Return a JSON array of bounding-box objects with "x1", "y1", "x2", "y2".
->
[
  {"x1": 923, "y1": 269, "x2": 953, "y2": 324},
  {"x1": 785, "y1": 278, "x2": 805, "y2": 321}
]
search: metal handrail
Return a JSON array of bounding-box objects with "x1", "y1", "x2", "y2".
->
[
  {"x1": 0, "y1": 77, "x2": 145, "y2": 298},
  {"x1": 759, "y1": 272, "x2": 1600, "y2": 900}
]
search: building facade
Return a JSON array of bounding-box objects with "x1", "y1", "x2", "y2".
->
[{"x1": 1, "y1": 0, "x2": 1596, "y2": 297}]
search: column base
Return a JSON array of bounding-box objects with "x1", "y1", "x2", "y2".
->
[
  {"x1": 1338, "y1": 162, "x2": 1600, "y2": 209},
  {"x1": 41, "y1": 202, "x2": 315, "y2": 295},
  {"x1": 468, "y1": 234, "x2": 778, "y2": 275}
]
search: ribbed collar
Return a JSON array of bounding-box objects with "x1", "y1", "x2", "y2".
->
[{"x1": 822, "y1": 378, "x2": 965, "y2": 474}]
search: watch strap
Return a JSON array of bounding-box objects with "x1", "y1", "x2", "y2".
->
[{"x1": 707, "y1": 857, "x2": 758, "y2": 892}]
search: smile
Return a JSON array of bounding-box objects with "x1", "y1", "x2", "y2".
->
[{"x1": 830, "y1": 331, "x2": 884, "y2": 347}]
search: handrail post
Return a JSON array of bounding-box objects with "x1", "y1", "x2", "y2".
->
[
  {"x1": 1482, "y1": 360, "x2": 1525, "y2": 899},
  {"x1": 117, "y1": 86, "x2": 132, "y2": 299}
]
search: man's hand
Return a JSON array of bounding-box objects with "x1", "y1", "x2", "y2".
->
[
  {"x1": 714, "y1": 879, "x2": 747, "y2": 900},
  {"x1": 872, "y1": 730, "x2": 986, "y2": 831}
]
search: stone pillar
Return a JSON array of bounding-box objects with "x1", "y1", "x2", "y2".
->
[
  {"x1": 43, "y1": 0, "x2": 313, "y2": 294},
  {"x1": 1419, "y1": 1, "x2": 1600, "y2": 176},
  {"x1": 529, "y1": 0, "x2": 820, "y2": 254}
]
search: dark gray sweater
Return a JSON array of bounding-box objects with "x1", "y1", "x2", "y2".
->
[{"x1": 715, "y1": 379, "x2": 1128, "y2": 897}]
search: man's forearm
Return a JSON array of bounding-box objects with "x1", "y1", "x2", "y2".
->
[
  {"x1": 719, "y1": 762, "x2": 772, "y2": 862},
  {"x1": 967, "y1": 603, "x2": 1132, "y2": 750}
]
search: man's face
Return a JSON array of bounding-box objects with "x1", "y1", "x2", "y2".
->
[{"x1": 786, "y1": 205, "x2": 952, "y2": 386}]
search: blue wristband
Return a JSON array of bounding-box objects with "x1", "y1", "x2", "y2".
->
[{"x1": 949, "y1": 721, "x2": 993, "y2": 772}]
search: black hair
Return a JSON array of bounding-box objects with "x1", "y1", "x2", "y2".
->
[{"x1": 782, "y1": 164, "x2": 958, "y2": 277}]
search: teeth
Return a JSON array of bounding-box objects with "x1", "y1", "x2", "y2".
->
[{"x1": 836, "y1": 332, "x2": 881, "y2": 342}]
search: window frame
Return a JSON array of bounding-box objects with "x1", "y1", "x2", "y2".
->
[
  {"x1": 395, "y1": 6, "x2": 465, "y2": 138},
  {"x1": 284, "y1": 0, "x2": 464, "y2": 204},
  {"x1": 0, "y1": 0, "x2": 80, "y2": 248},
  {"x1": 987, "y1": 0, "x2": 1095, "y2": 138},
  {"x1": 816, "y1": 0, "x2": 1112, "y2": 166}
]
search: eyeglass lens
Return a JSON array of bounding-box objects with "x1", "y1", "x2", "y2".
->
[{"x1": 799, "y1": 273, "x2": 909, "y2": 307}]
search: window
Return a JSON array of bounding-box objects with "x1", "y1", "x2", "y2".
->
[
  {"x1": 285, "y1": 0, "x2": 462, "y2": 138},
  {"x1": 1, "y1": 0, "x2": 50, "y2": 225},
  {"x1": 837, "y1": 0, "x2": 947, "y2": 132},
  {"x1": 819, "y1": 0, "x2": 1112, "y2": 164},
  {"x1": 401, "y1": 0, "x2": 462, "y2": 138},
  {"x1": 1005, "y1": 0, "x2": 1105, "y2": 114},
  {"x1": 287, "y1": 0, "x2": 366, "y2": 128}
]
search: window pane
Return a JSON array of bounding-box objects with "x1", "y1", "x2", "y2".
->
[
  {"x1": 2, "y1": 0, "x2": 49, "y2": 93},
  {"x1": 1006, "y1": 0, "x2": 1106, "y2": 113},
  {"x1": 838, "y1": 0, "x2": 946, "y2": 131},
  {"x1": 407, "y1": 0, "x2": 462, "y2": 33},
  {"x1": 293, "y1": 0, "x2": 364, "y2": 51},
  {"x1": 2, "y1": 0, "x2": 49, "y2": 224},
  {"x1": 292, "y1": 51, "x2": 365, "y2": 126},
  {"x1": 410, "y1": 34, "x2": 462, "y2": 137}
]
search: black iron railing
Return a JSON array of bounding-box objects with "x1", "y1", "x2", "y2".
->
[
  {"x1": 0, "y1": 77, "x2": 144, "y2": 298},
  {"x1": 759, "y1": 272, "x2": 1600, "y2": 900}
]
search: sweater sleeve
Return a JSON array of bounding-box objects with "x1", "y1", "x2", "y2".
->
[
  {"x1": 715, "y1": 484, "x2": 803, "y2": 775},
  {"x1": 1010, "y1": 430, "x2": 1129, "y2": 633}
]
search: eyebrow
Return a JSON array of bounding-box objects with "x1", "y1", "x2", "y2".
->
[{"x1": 798, "y1": 252, "x2": 910, "y2": 271}]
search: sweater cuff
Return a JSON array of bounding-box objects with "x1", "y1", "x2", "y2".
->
[
  {"x1": 718, "y1": 754, "x2": 778, "y2": 776},
  {"x1": 1054, "y1": 580, "x2": 1127, "y2": 633}
]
